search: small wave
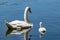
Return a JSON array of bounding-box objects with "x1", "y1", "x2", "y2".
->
[
  {"x1": 0, "y1": 1, "x2": 8, "y2": 5},
  {"x1": 9, "y1": 3, "x2": 19, "y2": 6}
]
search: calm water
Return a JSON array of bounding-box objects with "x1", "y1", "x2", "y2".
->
[{"x1": 0, "y1": 0, "x2": 60, "y2": 40}]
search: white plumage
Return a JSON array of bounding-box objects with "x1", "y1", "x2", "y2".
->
[{"x1": 9, "y1": 20, "x2": 33, "y2": 28}]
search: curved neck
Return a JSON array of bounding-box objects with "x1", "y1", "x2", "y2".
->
[
  {"x1": 40, "y1": 22, "x2": 42, "y2": 28},
  {"x1": 24, "y1": 9, "x2": 29, "y2": 23}
]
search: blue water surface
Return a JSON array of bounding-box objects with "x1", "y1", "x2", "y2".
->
[{"x1": 0, "y1": 0, "x2": 60, "y2": 40}]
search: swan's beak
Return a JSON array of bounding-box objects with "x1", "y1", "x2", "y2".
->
[{"x1": 29, "y1": 8, "x2": 31, "y2": 13}]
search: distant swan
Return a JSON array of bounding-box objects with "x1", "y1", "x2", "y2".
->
[
  {"x1": 39, "y1": 21, "x2": 46, "y2": 37},
  {"x1": 6, "y1": 6, "x2": 33, "y2": 29}
]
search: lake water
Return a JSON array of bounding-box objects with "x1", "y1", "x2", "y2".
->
[{"x1": 0, "y1": 0, "x2": 60, "y2": 40}]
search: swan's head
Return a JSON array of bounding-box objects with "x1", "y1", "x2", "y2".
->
[{"x1": 25, "y1": 6, "x2": 31, "y2": 13}]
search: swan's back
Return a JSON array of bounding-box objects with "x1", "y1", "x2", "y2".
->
[
  {"x1": 9, "y1": 20, "x2": 25, "y2": 24},
  {"x1": 39, "y1": 27, "x2": 46, "y2": 32},
  {"x1": 9, "y1": 20, "x2": 33, "y2": 28}
]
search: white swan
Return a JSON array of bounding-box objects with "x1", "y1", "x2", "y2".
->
[
  {"x1": 6, "y1": 6, "x2": 33, "y2": 40},
  {"x1": 6, "y1": 6, "x2": 33, "y2": 29},
  {"x1": 39, "y1": 21, "x2": 46, "y2": 37}
]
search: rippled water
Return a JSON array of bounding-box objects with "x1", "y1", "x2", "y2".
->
[{"x1": 0, "y1": 0, "x2": 60, "y2": 40}]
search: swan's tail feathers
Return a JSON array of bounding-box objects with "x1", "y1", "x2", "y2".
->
[{"x1": 5, "y1": 20, "x2": 13, "y2": 29}]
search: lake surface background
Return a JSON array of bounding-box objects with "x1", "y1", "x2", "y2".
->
[{"x1": 0, "y1": 0, "x2": 60, "y2": 40}]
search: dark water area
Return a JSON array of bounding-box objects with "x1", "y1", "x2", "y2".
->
[{"x1": 0, "y1": 0, "x2": 60, "y2": 40}]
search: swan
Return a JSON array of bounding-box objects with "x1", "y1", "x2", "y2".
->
[
  {"x1": 5, "y1": 6, "x2": 33, "y2": 29},
  {"x1": 5, "y1": 6, "x2": 33, "y2": 40},
  {"x1": 39, "y1": 21, "x2": 46, "y2": 37}
]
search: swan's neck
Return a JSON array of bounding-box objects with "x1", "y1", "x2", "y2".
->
[
  {"x1": 24, "y1": 9, "x2": 29, "y2": 23},
  {"x1": 40, "y1": 22, "x2": 42, "y2": 28}
]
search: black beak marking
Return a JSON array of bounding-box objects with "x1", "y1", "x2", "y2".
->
[{"x1": 29, "y1": 8, "x2": 31, "y2": 13}]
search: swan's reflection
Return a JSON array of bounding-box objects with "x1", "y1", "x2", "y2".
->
[
  {"x1": 39, "y1": 33, "x2": 44, "y2": 38},
  {"x1": 6, "y1": 27, "x2": 32, "y2": 40}
]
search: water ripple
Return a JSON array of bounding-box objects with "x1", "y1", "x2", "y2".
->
[
  {"x1": 0, "y1": 1, "x2": 19, "y2": 6},
  {"x1": 0, "y1": 1, "x2": 8, "y2": 5}
]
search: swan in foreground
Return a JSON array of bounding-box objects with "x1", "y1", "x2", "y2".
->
[
  {"x1": 5, "y1": 6, "x2": 33, "y2": 40},
  {"x1": 5, "y1": 6, "x2": 33, "y2": 29},
  {"x1": 39, "y1": 21, "x2": 46, "y2": 37}
]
